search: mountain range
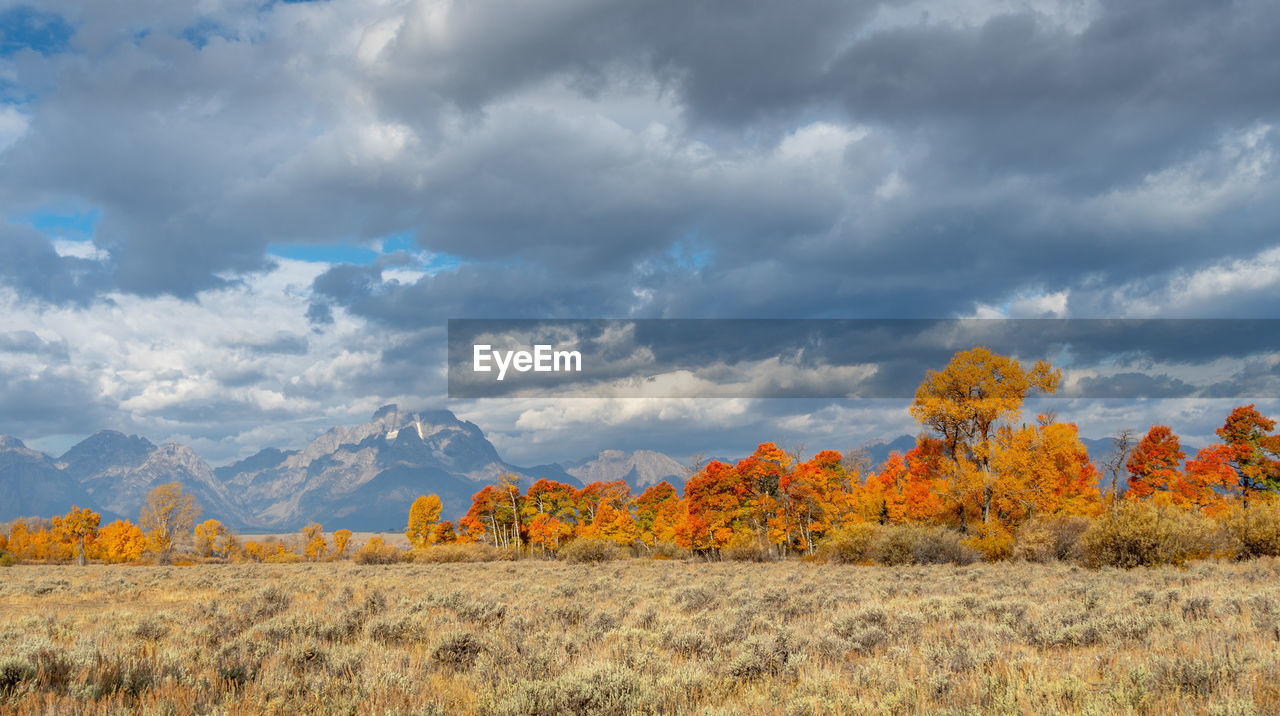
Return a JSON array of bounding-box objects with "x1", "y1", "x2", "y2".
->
[{"x1": 0, "y1": 405, "x2": 676, "y2": 531}]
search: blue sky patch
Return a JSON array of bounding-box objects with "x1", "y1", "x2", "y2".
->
[
  {"x1": 14, "y1": 207, "x2": 100, "y2": 240},
  {"x1": 0, "y1": 6, "x2": 73, "y2": 57}
]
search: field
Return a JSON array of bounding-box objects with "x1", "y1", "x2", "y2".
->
[{"x1": 2, "y1": 560, "x2": 1279, "y2": 715}]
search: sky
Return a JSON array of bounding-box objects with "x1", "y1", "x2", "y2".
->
[{"x1": 1, "y1": 0, "x2": 1279, "y2": 467}]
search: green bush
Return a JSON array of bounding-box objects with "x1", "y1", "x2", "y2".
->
[
  {"x1": 1220, "y1": 501, "x2": 1280, "y2": 559},
  {"x1": 1080, "y1": 500, "x2": 1217, "y2": 568},
  {"x1": 0, "y1": 551, "x2": 17, "y2": 567},
  {"x1": 1013, "y1": 515, "x2": 1092, "y2": 563},
  {"x1": 558, "y1": 538, "x2": 624, "y2": 563}
]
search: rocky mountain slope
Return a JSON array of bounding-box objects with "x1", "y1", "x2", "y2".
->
[{"x1": 565, "y1": 449, "x2": 688, "y2": 492}]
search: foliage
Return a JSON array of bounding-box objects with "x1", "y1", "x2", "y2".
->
[
  {"x1": 193, "y1": 519, "x2": 229, "y2": 558},
  {"x1": 139, "y1": 482, "x2": 202, "y2": 555},
  {"x1": 90, "y1": 520, "x2": 147, "y2": 563},
  {"x1": 1080, "y1": 499, "x2": 1219, "y2": 568},
  {"x1": 1219, "y1": 500, "x2": 1280, "y2": 559},
  {"x1": 331, "y1": 529, "x2": 353, "y2": 559},
  {"x1": 352, "y1": 536, "x2": 403, "y2": 565},
  {"x1": 1012, "y1": 514, "x2": 1091, "y2": 563},
  {"x1": 413, "y1": 543, "x2": 514, "y2": 563},
  {"x1": 558, "y1": 538, "x2": 624, "y2": 563},
  {"x1": 818, "y1": 523, "x2": 879, "y2": 564},
  {"x1": 406, "y1": 494, "x2": 443, "y2": 548}
]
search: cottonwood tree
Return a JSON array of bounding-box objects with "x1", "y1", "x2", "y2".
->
[
  {"x1": 139, "y1": 482, "x2": 202, "y2": 558},
  {"x1": 405, "y1": 494, "x2": 443, "y2": 548},
  {"x1": 57, "y1": 506, "x2": 100, "y2": 566},
  {"x1": 193, "y1": 519, "x2": 228, "y2": 558},
  {"x1": 910, "y1": 346, "x2": 1059, "y2": 524}
]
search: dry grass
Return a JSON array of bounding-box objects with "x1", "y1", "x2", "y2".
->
[{"x1": 2, "y1": 559, "x2": 1279, "y2": 714}]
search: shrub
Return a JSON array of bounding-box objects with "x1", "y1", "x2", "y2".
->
[
  {"x1": 1220, "y1": 501, "x2": 1280, "y2": 559},
  {"x1": 720, "y1": 531, "x2": 772, "y2": 562},
  {"x1": 819, "y1": 523, "x2": 878, "y2": 564},
  {"x1": 353, "y1": 536, "x2": 404, "y2": 565},
  {"x1": 1080, "y1": 500, "x2": 1217, "y2": 568},
  {"x1": 413, "y1": 543, "x2": 514, "y2": 563},
  {"x1": 965, "y1": 523, "x2": 1014, "y2": 562},
  {"x1": 431, "y1": 631, "x2": 483, "y2": 671},
  {"x1": 1013, "y1": 515, "x2": 1092, "y2": 563},
  {"x1": 0, "y1": 551, "x2": 16, "y2": 567},
  {"x1": 874, "y1": 525, "x2": 978, "y2": 566},
  {"x1": 558, "y1": 538, "x2": 624, "y2": 563},
  {"x1": 648, "y1": 541, "x2": 688, "y2": 560}
]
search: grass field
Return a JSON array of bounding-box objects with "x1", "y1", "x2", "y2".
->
[{"x1": 2, "y1": 559, "x2": 1279, "y2": 715}]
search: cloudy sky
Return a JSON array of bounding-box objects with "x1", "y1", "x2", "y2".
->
[{"x1": 2, "y1": 0, "x2": 1278, "y2": 466}]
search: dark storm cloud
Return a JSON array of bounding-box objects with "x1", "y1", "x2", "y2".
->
[
  {"x1": 0, "y1": 223, "x2": 111, "y2": 304},
  {"x1": 2, "y1": 0, "x2": 1280, "y2": 461},
  {"x1": 4, "y1": 0, "x2": 1278, "y2": 308},
  {"x1": 443, "y1": 319, "x2": 1280, "y2": 399}
]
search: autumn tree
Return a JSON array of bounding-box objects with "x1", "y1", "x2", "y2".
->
[
  {"x1": 406, "y1": 494, "x2": 443, "y2": 548},
  {"x1": 139, "y1": 482, "x2": 202, "y2": 558},
  {"x1": 910, "y1": 346, "x2": 1059, "y2": 524},
  {"x1": 1210, "y1": 405, "x2": 1280, "y2": 506},
  {"x1": 193, "y1": 519, "x2": 228, "y2": 558},
  {"x1": 332, "y1": 529, "x2": 353, "y2": 559},
  {"x1": 56, "y1": 506, "x2": 100, "y2": 566},
  {"x1": 676, "y1": 460, "x2": 749, "y2": 553},
  {"x1": 988, "y1": 420, "x2": 1102, "y2": 522},
  {"x1": 91, "y1": 520, "x2": 147, "y2": 563},
  {"x1": 461, "y1": 481, "x2": 525, "y2": 549},
  {"x1": 302, "y1": 523, "x2": 328, "y2": 561},
  {"x1": 634, "y1": 481, "x2": 681, "y2": 549},
  {"x1": 1125, "y1": 426, "x2": 1186, "y2": 500}
]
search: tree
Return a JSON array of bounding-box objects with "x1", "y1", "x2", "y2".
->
[
  {"x1": 57, "y1": 505, "x2": 100, "y2": 566},
  {"x1": 92, "y1": 520, "x2": 147, "y2": 563},
  {"x1": 1125, "y1": 426, "x2": 1185, "y2": 500},
  {"x1": 332, "y1": 529, "x2": 353, "y2": 559},
  {"x1": 910, "y1": 346, "x2": 1059, "y2": 524},
  {"x1": 1102, "y1": 428, "x2": 1136, "y2": 508},
  {"x1": 1215, "y1": 404, "x2": 1280, "y2": 506},
  {"x1": 301, "y1": 523, "x2": 327, "y2": 561},
  {"x1": 634, "y1": 482, "x2": 681, "y2": 548},
  {"x1": 139, "y1": 482, "x2": 202, "y2": 557},
  {"x1": 193, "y1": 519, "x2": 228, "y2": 558},
  {"x1": 406, "y1": 494, "x2": 443, "y2": 548}
]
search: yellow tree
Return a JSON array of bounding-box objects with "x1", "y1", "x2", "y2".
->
[
  {"x1": 57, "y1": 506, "x2": 100, "y2": 566},
  {"x1": 989, "y1": 419, "x2": 1102, "y2": 524},
  {"x1": 91, "y1": 520, "x2": 147, "y2": 563},
  {"x1": 405, "y1": 494, "x2": 443, "y2": 548},
  {"x1": 910, "y1": 346, "x2": 1059, "y2": 525},
  {"x1": 332, "y1": 529, "x2": 353, "y2": 559},
  {"x1": 193, "y1": 519, "x2": 228, "y2": 558},
  {"x1": 301, "y1": 523, "x2": 327, "y2": 561},
  {"x1": 139, "y1": 482, "x2": 202, "y2": 556}
]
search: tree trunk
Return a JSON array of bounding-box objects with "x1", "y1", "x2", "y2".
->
[{"x1": 77, "y1": 536, "x2": 86, "y2": 566}]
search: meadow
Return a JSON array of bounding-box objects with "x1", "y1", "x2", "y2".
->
[{"x1": 2, "y1": 559, "x2": 1279, "y2": 715}]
